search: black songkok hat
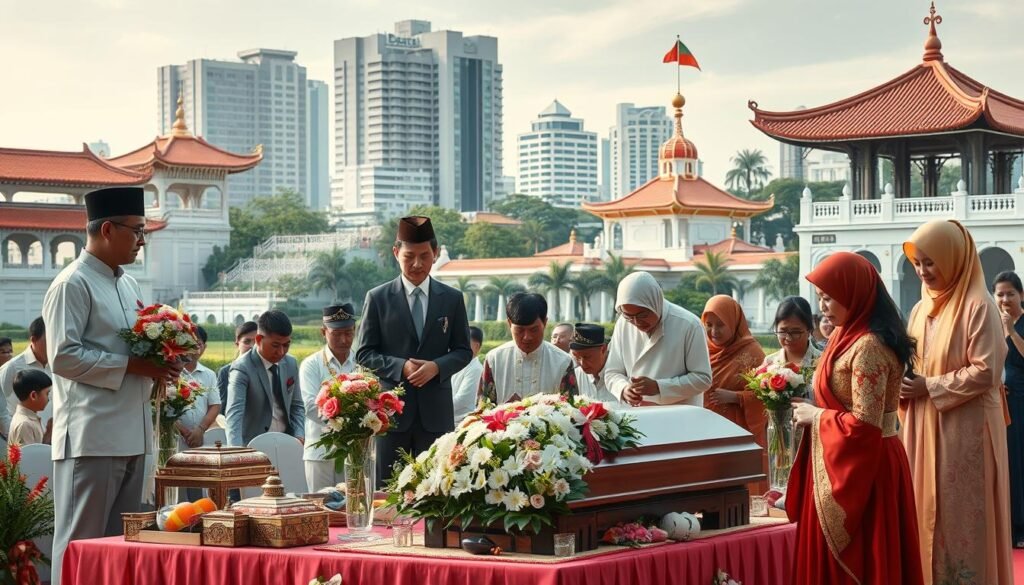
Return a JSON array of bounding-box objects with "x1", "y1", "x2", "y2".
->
[
  {"x1": 569, "y1": 323, "x2": 607, "y2": 350},
  {"x1": 322, "y1": 303, "x2": 358, "y2": 329},
  {"x1": 84, "y1": 187, "x2": 145, "y2": 221},
  {"x1": 397, "y1": 216, "x2": 436, "y2": 243}
]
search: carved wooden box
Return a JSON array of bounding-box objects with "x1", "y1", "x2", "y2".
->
[
  {"x1": 155, "y1": 441, "x2": 277, "y2": 510},
  {"x1": 232, "y1": 476, "x2": 329, "y2": 548},
  {"x1": 201, "y1": 510, "x2": 250, "y2": 547}
]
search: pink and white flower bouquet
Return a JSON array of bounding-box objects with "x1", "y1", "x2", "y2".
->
[
  {"x1": 386, "y1": 394, "x2": 642, "y2": 534},
  {"x1": 741, "y1": 361, "x2": 813, "y2": 410},
  {"x1": 311, "y1": 372, "x2": 405, "y2": 468}
]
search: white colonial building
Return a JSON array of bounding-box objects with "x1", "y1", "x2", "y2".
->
[
  {"x1": 0, "y1": 97, "x2": 264, "y2": 327},
  {"x1": 750, "y1": 6, "x2": 1024, "y2": 316},
  {"x1": 434, "y1": 93, "x2": 791, "y2": 329}
]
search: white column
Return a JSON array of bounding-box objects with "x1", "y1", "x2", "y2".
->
[
  {"x1": 562, "y1": 290, "x2": 574, "y2": 321},
  {"x1": 496, "y1": 294, "x2": 505, "y2": 322},
  {"x1": 583, "y1": 293, "x2": 593, "y2": 322},
  {"x1": 473, "y1": 292, "x2": 484, "y2": 322},
  {"x1": 757, "y1": 288, "x2": 767, "y2": 329},
  {"x1": 600, "y1": 291, "x2": 610, "y2": 322}
]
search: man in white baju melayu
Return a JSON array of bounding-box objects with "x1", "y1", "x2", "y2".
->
[
  {"x1": 605, "y1": 271, "x2": 712, "y2": 407},
  {"x1": 569, "y1": 323, "x2": 618, "y2": 403},
  {"x1": 299, "y1": 303, "x2": 358, "y2": 492},
  {"x1": 43, "y1": 187, "x2": 181, "y2": 585},
  {"x1": 478, "y1": 293, "x2": 578, "y2": 405},
  {"x1": 450, "y1": 326, "x2": 484, "y2": 425}
]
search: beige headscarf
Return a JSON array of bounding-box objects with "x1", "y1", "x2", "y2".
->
[{"x1": 903, "y1": 219, "x2": 990, "y2": 375}]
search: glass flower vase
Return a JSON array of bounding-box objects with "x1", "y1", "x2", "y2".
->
[
  {"x1": 766, "y1": 406, "x2": 795, "y2": 491},
  {"x1": 157, "y1": 421, "x2": 179, "y2": 503},
  {"x1": 340, "y1": 437, "x2": 378, "y2": 541}
]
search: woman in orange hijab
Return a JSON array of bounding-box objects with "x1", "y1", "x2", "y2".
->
[
  {"x1": 788, "y1": 252, "x2": 923, "y2": 585},
  {"x1": 899, "y1": 219, "x2": 1013, "y2": 584},
  {"x1": 702, "y1": 296, "x2": 767, "y2": 492}
]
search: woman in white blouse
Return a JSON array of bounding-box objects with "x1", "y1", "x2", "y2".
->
[
  {"x1": 604, "y1": 272, "x2": 713, "y2": 407},
  {"x1": 763, "y1": 296, "x2": 822, "y2": 370}
]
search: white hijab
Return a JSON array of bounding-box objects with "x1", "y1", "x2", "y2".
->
[{"x1": 615, "y1": 271, "x2": 664, "y2": 319}]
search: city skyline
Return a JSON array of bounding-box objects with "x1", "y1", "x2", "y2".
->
[{"x1": 4, "y1": 0, "x2": 1023, "y2": 194}]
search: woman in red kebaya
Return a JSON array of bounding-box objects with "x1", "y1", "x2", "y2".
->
[{"x1": 787, "y1": 252, "x2": 923, "y2": 584}]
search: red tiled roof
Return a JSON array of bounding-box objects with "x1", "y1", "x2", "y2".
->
[
  {"x1": 534, "y1": 240, "x2": 584, "y2": 257},
  {"x1": 693, "y1": 237, "x2": 774, "y2": 256},
  {"x1": 0, "y1": 203, "x2": 168, "y2": 232},
  {"x1": 108, "y1": 135, "x2": 262, "y2": 173},
  {"x1": 0, "y1": 145, "x2": 151, "y2": 187},
  {"x1": 749, "y1": 60, "x2": 1024, "y2": 141},
  {"x1": 583, "y1": 175, "x2": 773, "y2": 218},
  {"x1": 463, "y1": 212, "x2": 523, "y2": 226}
]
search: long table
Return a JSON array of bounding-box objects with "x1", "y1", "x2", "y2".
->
[{"x1": 62, "y1": 522, "x2": 796, "y2": 585}]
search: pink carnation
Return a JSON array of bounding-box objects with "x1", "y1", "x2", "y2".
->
[
  {"x1": 320, "y1": 397, "x2": 340, "y2": 419},
  {"x1": 315, "y1": 385, "x2": 331, "y2": 408},
  {"x1": 404, "y1": 490, "x2": 416, "y2": 505},
  {"x1": 366, "y1": 399, "x2": 381, "y2": 411},
  {"x1": 345, "y1": 380, "x2": 370, "y2": 394},
  {"x1": 523, "y1": 450, "x2": 543, "y2": 470}
]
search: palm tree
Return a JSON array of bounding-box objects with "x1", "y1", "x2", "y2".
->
[
  {"x1": 693, "y1": 251, "x2": 739, "y2": 295},
  {"x1": 752, "y1": 255, "x2": 799, "y2": 303},
  {"x1": 724, "y1": 149, "x2": 772, "y2": 197},
  {"x1": 307, "y1": 247, "x2": 349, "y2": 300},
  {"x1": 596, "y1": 253, "x2": 635, "y2": 306},
  {"x1": 570, "y1": 271, "x2": 605, "y2": 321},
  {"x1": 528, "y1": 261, "x2": 574, "y2": 320},
  {"x1": 484, "y1": 276, "x2": 526, "y2": 321},
  {"x1": 454, "y1": 275, "x2": 478, "y2": 308},
  {"x1": 519, "y1": 220, "x2": 549, "y2": 255}
]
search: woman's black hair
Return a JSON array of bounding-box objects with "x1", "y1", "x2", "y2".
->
[
  {"x1": 992, "y1": 270, "x2": 1023, "y2": 294},
  {"x1": 772, "y1": 296, "x2": 814, "y2": 331},
  {"x1": 869, "y1": 280, "x2": 916, "y2": 373}
]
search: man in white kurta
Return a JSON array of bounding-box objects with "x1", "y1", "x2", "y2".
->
[
  {"x1": 299, "y1": 303, "x2": 358, "y2": 492},
  {"x1": 43, "y1": 187, "x2": 180, "y2": 585},
  {"x1": 569, "y1": 323, "x2": 618, "y2": 403},
  {"x1": 450, "y1": 326, "x2": 484, "y2": 424},
  {"x1": 0, "y1": 317, "x2": 51, "y2": 437},
  {"x1": 478, "y1": 293, "x2": 578, "y2": 405},
  {"x1": 605, "y1": 272, "x2": 712, "y2": 407}
]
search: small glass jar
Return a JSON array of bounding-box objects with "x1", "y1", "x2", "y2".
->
[
  {"x1": 553, "y1": 533, "x2": 575, "y2": 557},
  {"x1": 391, "y1": 515, "x2": 415, "y2": 547}
]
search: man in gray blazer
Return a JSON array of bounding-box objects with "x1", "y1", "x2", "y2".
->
[{"x1": 225, "y1": 310, "x2": 304, "y2": 447}]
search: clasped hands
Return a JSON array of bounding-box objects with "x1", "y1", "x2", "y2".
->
[
  {"x1": 403, "y1": 358, "x2": 439, "y2": 387},
  {"x1": 622, "y1": 376, "x2": 658, "y2": 407}
]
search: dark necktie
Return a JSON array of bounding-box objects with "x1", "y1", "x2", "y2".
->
[
  {"x1": 269, "y1": 363, "x2": 289, "y2": 433},
  {"x1": 411, "y1": 288, "x2": 425, "y2": 338}
]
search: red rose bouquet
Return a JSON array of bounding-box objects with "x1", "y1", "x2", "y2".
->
[{"x1": 0, "y1": 445, "x2": 54, "y2": 585}]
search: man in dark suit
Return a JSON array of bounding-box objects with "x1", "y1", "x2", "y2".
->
[
  {"x1": 225, "y1": 310, "x2": 305, "y2": 447},
  {"x1": 357, "y1": 216, "x2": 472, "y2": 486}
]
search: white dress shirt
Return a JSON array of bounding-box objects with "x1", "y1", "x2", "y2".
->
[
  {"x1": 483, "y1": 341, "x2": 573, "y2": 404},
  {"x1": 575, "y1": 364, "x2": 619, "y2": 403},
  {"x1": 0, "y1": 346, "x2": 51, "y2": 436},
  {"x1": 257, "y1": 352, "x2": 287, "y2": 433},
  {"x1": 174, "y1": 363, "x2": 221, "y2": 450},
  {"x1": 299, "y1": 347, "x2": 355, "y2": 461},
  {"x1": 401, "y1": 275, "x2": 431, "y2": 326},
  {"x1": 451, "y1": 357, "x2": 484, "y2": 425}
]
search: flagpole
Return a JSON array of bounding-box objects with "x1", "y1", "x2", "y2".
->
[{"x1": 676, "y1": 35, "x2": 681, "y2": 95}]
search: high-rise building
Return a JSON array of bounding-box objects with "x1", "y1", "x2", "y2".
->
[
  {"x1": 778, "y1": 106, "x2": 808, "y2": 180},
  {"x1": 599, "y1": 137, "x2": 611, "y2": 201},
  {"x1": 517, "y1": 100, "x2": 598, "y2": 208},
  {"x1": 609, "y1": 103, "x2": 673, "y2": 199},
  {"x1": 158, "y1": 49, "x2": 326, "y2": 208},
  {"x1": 88, "y1": 140, "x2": 110, "y2": 158},
  {"x1": 306, "y1": 80, "x2": 330, "y2": 210},
  {"x1": 332, "y1": 20, "x2": 503, "y2": 221}
]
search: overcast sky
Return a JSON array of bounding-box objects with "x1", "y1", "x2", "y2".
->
[{"x1": 3, "y1": 0, "x2": 1022, "y2": 187}]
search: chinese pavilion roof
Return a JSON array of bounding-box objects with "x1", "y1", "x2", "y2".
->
[
  {"x1": 0, "y1": 145, "x2": 151, "y2": 187},
  {"x1": 0, "y1": 203, "x2": 168, "y2": 232},
  {"x1": 749, "y1": 4, "x2": 1024, "y2": 143},
  {"x1": 582, "y1": 174, "x2": 773, "y2": 219}
]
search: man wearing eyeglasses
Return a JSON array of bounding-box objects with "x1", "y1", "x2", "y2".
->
[{"x1": 43, "y1": 187, "x2": 180, "y2": 585}]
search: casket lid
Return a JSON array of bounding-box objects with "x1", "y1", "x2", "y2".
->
[
  {"x1": 231, "y1": 476, "x2": 321, "y2": 517},
  {"x1": 164, "y1": 441, "x2": 273, "y2": 470}
]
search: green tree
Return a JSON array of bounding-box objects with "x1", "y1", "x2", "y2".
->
[
  {"x1": 753, "y1": 255, "x2": 800, "y2": 303},
  {"x1": 570, "y1": 271, "x2": 605, "y2": 321},
  {"x1": 454, "y1": 276, "x2": 478, "y2": 309},
  {"x1": 490, "y1": 194, "x2": 598, "y2": 250},
  {"x1": 595, "y1": 253, "x2": 636, "y2": 306},
  {"x1": 725, "y1": 149, "x2": 772, "y2": 196},
  {"x1": 484, "y1": 276, "x2": 526, "y2": 321},
  {"x1": 665, "y1": 274, "x2": 714, "y2": 317},
  {"x1": 519, "y1": 220, "x2": 549, "y2": 255},
  {"x1": 460, "y1": 222, "x2": 529, "y2": 259},
  {"x1": 693, "y1": 251, "x2": 739, "y2": 295},
  {"x1": 528, "y1": 261, "x2": 574, "y2": 320},
  {"x1": 202, "y1": 190, "x2": 329, "y2": 285},
  {"x1": 745, "y1": 178, "x2": 844, "y2": 250},
  {"x1": 307, "y1": 248, "x2": 349, "y2": 300}
]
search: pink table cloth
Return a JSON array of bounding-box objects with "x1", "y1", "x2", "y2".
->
[{"x1": 62, "y1": 523, "x2": 796, "y2": 585}]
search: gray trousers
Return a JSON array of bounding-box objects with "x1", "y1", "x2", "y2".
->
[
  {"x1": 304, "y1": 459, "x2": 343, "y2": 492},
  {"x1": 51, "y1": 455, "x2": 145, "y2": 585}
]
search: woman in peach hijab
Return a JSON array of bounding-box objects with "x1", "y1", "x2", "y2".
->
[
  {"x1": 702, "y1": 295, "x2": 767, "y2": 493},
  {"x1": 900, "y1": 219, "x2": 1013, "y2": 584}
]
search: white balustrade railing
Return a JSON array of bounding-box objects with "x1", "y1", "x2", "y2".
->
[
  {"x1": 813, "y1": 202, "x2": 841, "y2": 219},
  {"x1": 852, "y1": 200, "x2": 882, "y2": 217},
  {"x1": 968, "y1": 195, "x2": 1016, "y2": 214},
  {"x1": 893, "y1": 198, "x2": 954, "y2": 216},
  {"x1": 187, "y1": 291, "x2": 276, "y2": 300},
  {"x1": 804, "y1": 189, "x2": 1024, "y2": 227}
]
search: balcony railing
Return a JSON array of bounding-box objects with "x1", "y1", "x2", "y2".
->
[{"x1": 800, "y1": 179, "x2": 1024, "y2": 227}]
